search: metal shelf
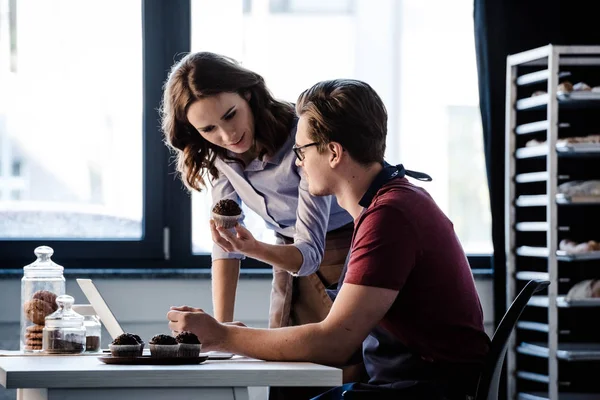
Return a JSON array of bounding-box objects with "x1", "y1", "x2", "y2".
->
[
  {"x1": 506, "y1": 45, "x2": 600, "y2": 400},
  {"x1": 519, "y1": 393, "x2": 600, "y2": 400},
  {"x1": 515, "y1": 121, "x2": 570, "y2": 135},
  {"x1": 516, "y1": 145, "x2": 548, "y2": 159},
  {"x1": 556, "y1": 143, "x2": 600, "y2": 154},
  {"x1": 515, "y1": 143, "x2": 600, "y2": 159},
  {"x1": 516, "y1": 93, "x2": 600, "y2": 111},
  {"x1": 514, "y1": 223, "x2": 569, "y2": 232},
  {"x1": 517, "y1": 321, "x2": 549, "y2": 333},
  {"x1": 516, "y1": 271, "x2": 549, "y2": 281},
  {"x1": 516, "y1": 246, "x2": 549, "y2": 258},
  {"x1": 515, "y1": 194, "x2": 600, "y2": 206},
  {"x1": 515, "y1": 70, "x2": 571, "y2": 86},
  {"x1": 556, "y1": 194, "x2": 600, "y2": 205},
  {"x1": 517, "y1": 371, "x2": 550, "y2": 384},
  {"x1": 556, "y1": 250, "x2": 600, "y2": 261},
  {"x1": 516, "y1": 94, "x2": 550, "y2": 110},
  {"x1": 515, "y1": 222, "x2": 549, "y2": 231},
  {"x1": 518, "y1": 342, "x2": 600, "y2": 361},
  {"x1": 528, "y1": 296, "x2": 600, "y2": 308},
  {"x1": 516, "y1": 195, "x2": 548, "y2": 207},
  {"x1": 516, "y1": 172, "x2": 549, "y2": 183},
  {"x1": 516, "y1": 222, "x2": 549, "y2": 231}
]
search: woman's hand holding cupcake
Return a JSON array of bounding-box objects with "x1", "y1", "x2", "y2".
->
[{"x1": 210, "y1": 220, "x2": 258, "y2": 254}]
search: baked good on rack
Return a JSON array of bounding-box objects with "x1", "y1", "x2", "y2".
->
[
  {"x1": 557, "y1": 81, "x2": 573, "y2": 93},
  {"x1": 566, "y1": 279, "x2": 600, "y2": 300},
  {"x1": 557, "y1": 134, "x2": 600, "y2": 145},
  {"x1": 525, "y1": 139, "x2": 545, "y2": 147},
  {"x1": 573, "y1": 82, "x2": 591, "y2": 91},
  {"x1": 557, "y1": 180, "x2": 600, "y2": 196},
  {"x1": 559, "y1": 239, "x2": 600, "y2": 254}
]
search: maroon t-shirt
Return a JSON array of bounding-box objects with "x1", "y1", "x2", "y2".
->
[{"x1": 344, "y1": 177, "x2": 490, "y2": 365}]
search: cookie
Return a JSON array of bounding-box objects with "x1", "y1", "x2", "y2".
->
[
  {"x1": 26, "y1": 325, "x2": 44, "y2": 333},
  {"x1": 24, "y1": 299, "x2": 55, "y2": 325},
  {"x1": 24, "y1": 345, "x2": 42, "y2": 351},
  {"x1": 25, "y1": 332, "x2": 43, "y2": 340},
  {"x1": 32, "y1": 290, "x2": 58, "y2": 312}
]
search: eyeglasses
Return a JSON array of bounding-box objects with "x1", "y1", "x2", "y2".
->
[{"x1": 292, "y1": 142, "x2": 319, "y2": 161}]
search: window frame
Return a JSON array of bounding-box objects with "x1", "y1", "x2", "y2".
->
[{"x1": 0, "y1": 0, "x2": 491, "y2": 272}]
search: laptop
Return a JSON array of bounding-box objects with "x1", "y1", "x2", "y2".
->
[{"x1": 76, "y1": 278, "x2": 234, "y2": 359}]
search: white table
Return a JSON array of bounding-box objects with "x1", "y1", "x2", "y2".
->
[{"x1": 0, "y1": 355, "x2": 342, "y2": 400}]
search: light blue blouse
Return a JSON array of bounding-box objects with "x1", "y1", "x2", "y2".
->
[{"x1": 210, "y1": 122, "x2": 352, "y2": 276}]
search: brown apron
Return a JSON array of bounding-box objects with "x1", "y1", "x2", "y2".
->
[
  {"x1": 268, "y1": 223, "x2": 366, "y2": 400},
  {"x1": 269, "y1": 223, "x2": 353, "y2": 329}
]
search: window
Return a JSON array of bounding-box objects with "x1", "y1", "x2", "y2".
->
[
  {"x1": 0, "y1": 0, "x2": 143, "y2": 240},
  {"x1": 190, "y1": 0, "x2": 492, "y2": 258},
  {"x1": 0, "y1": 0, "x2": 182, "y2": 267},
  {"x1": 269, "y1": 0, "x2": 354, "y2": 14},
  {"x1": 0, "y1": 0, "x2": 491, "y2": 270}
]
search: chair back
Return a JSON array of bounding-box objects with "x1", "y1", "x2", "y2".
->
[{"x1": 475, "y1": 279, "x2": 550, "y2": 400}]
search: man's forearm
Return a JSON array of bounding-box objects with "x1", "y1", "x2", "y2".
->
[
  {"x1": 220, "y1": 323, "x2": 352, "y2": 366},
  {"x1": 245, "y1": 242, "x2": 303, "y2": 273}
]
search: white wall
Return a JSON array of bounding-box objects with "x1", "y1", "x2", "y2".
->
[
  {"x1": 0, "y1": 275, "x2": 494, "y2": 400},
  {"x1": 0, "y1": 275, "x2": 494, "y2": 348}
]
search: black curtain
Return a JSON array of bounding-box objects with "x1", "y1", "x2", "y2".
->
[{"x1": 475, "y1": 1, "x2": 600, "y2": 398}]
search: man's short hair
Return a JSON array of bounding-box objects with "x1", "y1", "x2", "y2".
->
[{"x1": 295, "y1": 79, "x2": 387, "y2": 165}]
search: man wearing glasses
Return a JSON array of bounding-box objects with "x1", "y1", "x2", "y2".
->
[{"x1": 168, "y1": 79, "x2": 490, "y2": 400}]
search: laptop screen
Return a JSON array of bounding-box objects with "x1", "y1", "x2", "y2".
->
[{"x1": 76, "y1": 278, "x2": 125, "y2": 340}]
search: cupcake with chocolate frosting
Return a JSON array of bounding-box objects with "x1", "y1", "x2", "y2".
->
[
  {"x1": 176, "y1": 331, "x2": 202, "y2": 357},
  {"x1": 109, "y1": 333, "x2": 143, "y2": 357},
  {"x1": 212, "y1": 199, "x2": 243, "y2": 229},
  {"x1": 149, "y1": 334, "x2": 178, "y2": 358}
]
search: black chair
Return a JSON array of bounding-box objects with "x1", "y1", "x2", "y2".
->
[
  {"x1": 474, "y1": 279, "x2": 550, "y2": 400},
  {"x1": 341, "y1": 279, "x2": 550, "y2": 400}
]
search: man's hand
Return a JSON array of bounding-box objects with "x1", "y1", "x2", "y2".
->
[
  {"x1": 167, "y1": 305, "x2": 228, "y2": 351},
  {"x1": 210, "y1": 220, "x2": 259, "y2": 255}
]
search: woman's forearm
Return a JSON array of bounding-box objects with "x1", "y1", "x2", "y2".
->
[
  {"x1": 211, "y1": 258, "x2": 241, "y2": 322},
  {"x1": 246, "y1": 242, "x2": 303, "y2": 274}
]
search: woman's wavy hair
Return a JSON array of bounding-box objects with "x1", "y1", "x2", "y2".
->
[{"x1": 161, "y1": 52, "x2": 295, "y2": 192}]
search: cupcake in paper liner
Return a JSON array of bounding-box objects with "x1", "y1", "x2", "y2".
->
[
  {"x1": 149, "y1": 334, "x2": 179, "y2": 358},
  {"x1": 109, "y1": 333, "x2": 143, "y2": 357},
  {"x1": 131, "y1": 334, "x2": 145, "y2": 356},
  {"x1": 212, "y1": 199, "x2": 243, "y2": 229},
  {"x1": 175, "y1": 331, "x2": 202, "y2": 357}
]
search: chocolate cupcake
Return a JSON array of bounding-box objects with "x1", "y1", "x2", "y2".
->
[
  {"x1": 131, "y1": 334, "x2": 145, "y2": 355},
  {"x1": 109, "y1": 333, "x2": 143, "y2": 357},
  {"x1": 212, "y1": 199, "x2": 243, "y2": 229},
  {"x1": 149, "y1": 334, "x2": 178, "y2": 358},
  {"x1": 175, "y1": 331, "x2": 202, "y2": 357}
]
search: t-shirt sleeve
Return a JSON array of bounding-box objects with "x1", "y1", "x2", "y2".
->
[{"x1": 343, "y1": 202, "x2": 417, "y2": 291}]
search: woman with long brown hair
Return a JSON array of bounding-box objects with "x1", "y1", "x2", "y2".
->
[{"x1": 161, "y1": 52, "x2": 360, "y2": 398}]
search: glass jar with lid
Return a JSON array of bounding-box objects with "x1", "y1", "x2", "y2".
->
[
  {"x1": 73, "y1": 304, "x2": 102, "y2": 352},
  {"x1": 20, "y1": 246, "x2": 66, "y2": 353},
  {"x1": 42, "y1": 295, "x2": 86, "y2": 354}
]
